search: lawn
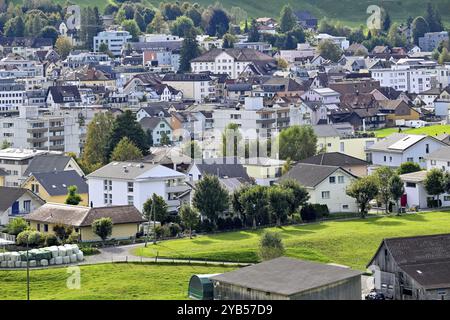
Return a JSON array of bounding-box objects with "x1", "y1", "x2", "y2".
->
[
  {"x1": 372, "y1": 125, "x2": 450, "y2": 138},
  {"x1": 0, "y1": 262, "x2": 236, "y2": 300},
  {"x1": 135, "y1": 211, "x2": 450, "y2": 270}
]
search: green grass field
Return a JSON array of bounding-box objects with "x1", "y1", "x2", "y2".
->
[
  {"x1": 372, "y1": 125, "x2": 450, "y2": 138},
  {"x1": 135, "y1": 211, "x2": 450, "y2": 270},
  {"x1": 0, "y1": 263, "x2": 236, "y2": 300},
  {"x1": 17, "y1": 0, "x2": 450, "y2": 27}
]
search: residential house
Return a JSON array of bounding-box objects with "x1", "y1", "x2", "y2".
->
[
  {"x1": 22, "y1": 170, "x2": 89, "y2": 206},
  {"x1": 425, "y1": 146, "x2": 450, "y2": 171},
  {"x1": 367, "y1": 234, "x2": 450, "y2": 300},
  {"x1": 299, "y1": 152, "x2": 368, "y2": 177},
  {"x1": 25, "y1": 203, "x2": 145, "y2": 242},
  {"x1": 190, "y1": 48, "x2": 276, "y2": 79},
  {"x1": 211, "y1": 257, "x2": 362, "y2": 300},
  {"x1": 86, "y1": 161, "x2": 188, "y2": 212},
  {"x1": 366, "y1": 133, "x2": 448, "y2": 169},
  {"x1": 23, "y1": 154, "x2": 84, "y2": 178},
  {"x1": 162, "y1": 73, "x2": 215, "y2": 102},
  {"x1": 93, "y1": 30, "x2": 132, "y2": 57},
  {"x1": 314, "y1": 34, "x2": 349, "y2": 50},
  {"x1": 294, "y1": 11, "x2": 318, "y2": 29},
  {"x1": 187, "y1": 157, "x2": 252, "y2": 183},
  {"x1": 302, "y1": 88, "x2": 340, "y2": 105},
  {"x1": 139, "y1": 117, "x2": 173, "y2": 146},
  {"x1": 242, "y1": 157, "x2": 285, "y2": 186},
  {"x1": 378, "y1": 100, "x2": 420, "y2": 126},
  {"x1": 279, "y1": 163, "x2": 359, "y2": 213},
  {"x1": 418, "y1": 31, "x2": 449, "y2": 52},
  {"x1": 46, "y1": 86, "x2": 82, "y2": 110},
  {"x1": 0, "y1": 186, "x2": 44, "y2": 226}
]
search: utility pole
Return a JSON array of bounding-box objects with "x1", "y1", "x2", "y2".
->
[
  {"x1": 26, "y1": 236, "x2": 30, "y2": 301},
  {"x1": 153, "y1": 194, "x2": 157, "y2": 245}
]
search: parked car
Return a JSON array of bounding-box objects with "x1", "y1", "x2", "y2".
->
[{"x1": 365, "y1": 290, "x2": 385, "y2": 300}]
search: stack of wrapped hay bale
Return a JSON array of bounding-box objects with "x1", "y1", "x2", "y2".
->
[{"x1": 0, "y1": 244, "x2": 84, "y2": 268}]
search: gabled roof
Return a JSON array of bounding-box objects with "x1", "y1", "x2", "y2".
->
[
  {"x1": 25, "y1": 203, "x2": 145, "y2": 227},
  {"x1": 162, "y1": 73, "x2": 212, "y2": 82},
  {"x1": 367, "y1": 233, "x2": 450, "y2": 290},
  {"x1": 23, "y1": 154, "x2": 73, "y2": 177},
  {"x1": 87, "y1": 161, "x2": 184, "y2": 180},
  {"x1": 0, "y1": 187, "x2": 44, "y2": 212},
  {"x1": 211, "y1": 257, "x2": 361, "y2": 296},
  {"x1": 139, "y1": 117, "x2": 172, "y2": 131},
  {"x1": 367, "y1": 133, "x2": 445, "y2": 153},
  {"x1": 47, "y1": 86, "x2": 81, "y2": 103},
  {"x1": 192, "y1": 157, "x2": 251, "y2": 182},
  {"x1": 312, "y1": 124, "x2": 340, "y2": 137},
  {"x1": 30, "y1": 170, "x2": 88, "y2": 196},
  {"x1": 299, "y1": 152, "x2": 368, "y2": 167},
  {"x1": 279, "y1": 163, "x2": 357, "y2": 188},
  {"x1": 424, "y1": 146, "x2": 450, "y2": 161}
]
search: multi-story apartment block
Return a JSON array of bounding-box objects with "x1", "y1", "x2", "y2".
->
[
  {"x1": 0, "y1": 106, "x2": 81, "y2": 155},
  {"x1": 162, "y1": 73, "x2": 215, "y2": 102},
  {"x1": 86, "y1": 162, "x2": 189, "y2": 213},
  {"x1": 190, "y1": 48, "x2": 276, "y2": 79},
  {"x1": 370, "y1": 59, "x2": 436, "y2": 93},
  {"x1": 418, "y1": 31, "x2": 449, "y2": 52},
  {"x1": 93, "y1": 30, "x2": 132, "y2": 57},
  {"x1": 0, "y1": 78, "x2": 25, "y2": 114}
]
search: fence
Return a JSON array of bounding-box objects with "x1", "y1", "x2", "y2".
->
[{"x1": 0, "y1": 232, "x2": 15, "y2": 243}]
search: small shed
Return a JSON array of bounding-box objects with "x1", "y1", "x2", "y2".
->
[{"x1": 188, "y1": 274, "x2": 221, "y2": 300}]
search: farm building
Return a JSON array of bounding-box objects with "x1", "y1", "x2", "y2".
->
[
  {"x1": 210, "y1": 257, "x2": 362, "y2": 300},
  {"x1": 367, "y1": 234, "x2": 450, "y2": 300}
]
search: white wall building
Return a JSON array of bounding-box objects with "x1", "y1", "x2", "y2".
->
[
  {"x1": 93, "y1": 30, "x2": 132, "y2": 57},
  {"x1": 86, "y1": 162, "x2": 189, "y2": 213},
  {"x1": 314, "y1": 33, "x2": 349, "y2": 50}
]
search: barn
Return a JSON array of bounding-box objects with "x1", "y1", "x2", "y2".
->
[{"x1": 210, "y1": 257, "x2": 362, "y2": 300}]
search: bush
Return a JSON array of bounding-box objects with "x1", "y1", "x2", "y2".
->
[
  {"x1": 289, "y1": 213, "x2": 302, "y2": 224},
  {"x1": 16, "y1": 230, "x2": 44, "y2": 247},
  {"x1": 300, "y1": 204, "x2": 317, "y2": 221},
  {"x1": 167, "y1": 223, "x2": 181, "y2": 237},
  {"x1": 224, "y1": 217, "x2": 234, "y2": 230},
  {"x1": 66, "y1": 233, "x2": 80, "y2": 244},
  {"x1": 6, "y1": 217, "x2": 29, "y2": 236},
  {"x1": 198, "y1": 219, "x2": 215, "y2": 233},
  {"x1": 258, "y1": 231, "x2": 285, "y2": 261},
  {"x1": 232, "y1": 217, "x2": 243, "y2": 229},
  {"x1": 44, "y1": 234, "x2": 59, "y2": 246},
  {"x1": 312, "y1": 204, "x2": 329, "y2": 219},
  {"x1": 165, "y1": 214, "x2": 181, "y2": 224},
  {"x1": 81, "y1": 246, "x2": 100, "y2": 256},
  {"x1": 427, "y1": 198, "x2": 442, "y2": 208}
]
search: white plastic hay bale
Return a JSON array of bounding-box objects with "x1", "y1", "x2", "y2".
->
[
  {"x1": 21, "y1": 261, "x2": 27, "y2": 268},
  {"x1": 3, "y1": 252, "x2": 11, "y2": 261},
  {"x1": 63, "y1": 256, "x2": 70, "y2": 264},
  {"x1": 10, "y1": 252, "x2": 20, "y2": 262},
  {"x1": 1, "y1": 261, "x2": 7, "y2": 268},
  {"x1": 58, "y1": 246, "x2": 67, "y2": 257},
  {"x1": 49, "y1": 246, "x2": 59, "y2": 258},
  {"x1": 70, "y1": 254, "x2": 77, "y2": 263},
  {"x1": 0, "y1": 253, "x2": 4, "y2": 262},
  {"x1": 7, "y1": 261, "x2": 14, "y2": 268},
  {"x1": 49, "y1": 258, "x2": 55, "y2": 265},
  {"x1": 29, "y1": 260, "x2": 36, "y2": 267},
  {"x1": 55, "y1": 256, "x2": 63, "y2": 265},
  {"x1": 72, "y1": 245, "x2": 80, "y2": 254},
  {"x1": 15, "y1": 261, "x2": 21, "y2": 268},
  {"x1": 76, "y1": 252, "x2": 84, "y2": 261},
  {"x1": 40, "y1": 259, "x2": 48, "y2": 266},
  {"x1": 64, "y1": 244, "x2": 74, "y2": 255}
]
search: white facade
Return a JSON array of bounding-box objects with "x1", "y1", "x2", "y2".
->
[
  {"x1": 0, "y1": 190, "x2": 43, "y2": 226},
  {"x1": 302, "y1": 88, "x2": 341, "y2": 104},
  {"x1": 314, "y1": 33, "x2": 349, "y2": 50},
  {"x1": 87, "y1": 163, "x2": 188, "y2": 213},
  {"x1": 306, "y1": 169, "x2": 358, "y2": 213},
  {"x1": 93, "y1": 30, "x2": 132, "y2": 57},
  {"x1": 191, "y1": 51, "x2": 252, "y2": 79}
]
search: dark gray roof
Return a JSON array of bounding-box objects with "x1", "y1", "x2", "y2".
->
[
  {"x1": 47, "y1": 86, "x2": 81, "y2": 104},
  {"x1": 424, "y1": 146, "x2": 450, "y2": 161},
  {"x1": 23, "y1": 155, "x2": 73, "y2": 177},
  {"x1": 368, "y1": 234, "x2": 450, "y2": 289},
  {"x1": 279, "y1": 163, "x2": 355, "y2": 188},
  {"x1": 31, "y1": 170, "x2": 88, "y2": 196},
  {"x1": 299, "y1": 152, "x2": 368, "y2": 167},
  {"x1": 312, "y1": 125, "x2": 340, "y2": 137},
  {"x1": 139, "y1": 117, "x2": 171, "y2": 131},
  {"x1": 211, "y1": 257, "x2": 361, "y2": 296},
  {"x1": 194, "y1": 157, "x2": 251, "y2": 182},
  {"x1": 0, "y1": 187, "x2": 43, "y2": 211},
  {"x1": 162, "y1": 73, "x2": 212, "y2": 82}
]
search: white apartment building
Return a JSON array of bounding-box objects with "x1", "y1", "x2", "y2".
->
[
  {"x1": 0, "y1": 55, "x2": 44, "y2": 78},
  {"x1": 139, "y1": 34, "x2": 182, "y2": 43},
  {"x1": 314, "y1": 33, "x2": 349, "y2": 50},
  {"x1": 0, "y1": 78, "x2": 25, "y2": 114},
  {"x1": 162, "y1": 73, "x2": 215, "y2": 102},
  {"x1": 93, "y1": 30, "x2": 132, "y2": 57},
  {"x1": 371, "y1": 59, "x2": 436, "y2": 94},
  {"x1": 0, "y1": 148, "x2": 51, "y2": 187},
  {"x1": 0, "y1": 106, "x2": 81, "y2": 155},
  {"x1": 86, "y1": 162, "x2": 189, "y2": 213},
  {"x1": 302, "y1": 88, "x2": 341, "y2": 104},
  {"x1": 190, "y1": 48, "x2": 275, "y2": 79}
]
